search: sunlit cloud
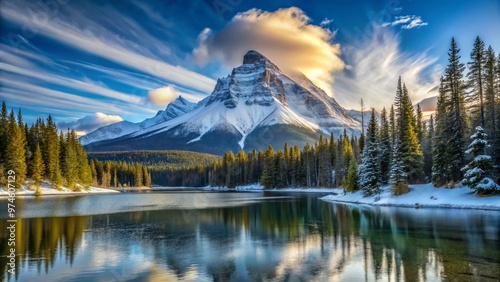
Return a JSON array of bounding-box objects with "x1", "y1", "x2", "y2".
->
[
  {"x1": 58, "y1": 112, "x2": 123, "y2": 134},
  {"x1": 382, "y1": 15, "x2": 428, "y2": 29},
  {"x1": 333, "y1": 25, "x2": 441, "y2": 110},
  {"x1": 146, "y1": 85, "x2": 202, "y2": 107},
  {"x1": 193, "y1": 7, "x2": 345, "y2": 96}
]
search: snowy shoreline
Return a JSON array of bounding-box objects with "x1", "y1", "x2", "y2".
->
[
  {"x1": 201, "y1": 184, "x2": 340, "y2": 193},
  {"x1": 0, "y1": 182, "x2": 119, "y2": 197},
  {"x1": 321, "y1": 183, "x2": 500, "y2": 211}
]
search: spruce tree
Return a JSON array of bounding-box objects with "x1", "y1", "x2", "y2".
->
[
  {"x1": 32, "y1": 143, "x2": 45, "y2": 188},
  {"x1": 5, "y1": 111, "x2": 27, "y2": 189},
  {"x1": 416, "y1": 104, "x2": 424, "y2": 145},
  {"x1": 389, "y1": 105, "x2": 396, "y2": 146},
  {"x1": 63, "y1": 130, "x2": 79, "y2": 190},
  {"x1": 432, "y1": 79, "x2": 451, "y2": 186},
  {"x1": 444, "y1": 37, "x2": 467, "y2": 182},
  {"x1": 461, "y1": 126, "x2": 499, "y2": 193},
  {"x1": 358, "y1": 109, "x2": 380, "y2": 196},
  {"x1": 379, "y1": 107, "x2": 392, "y2": 184},
  {"x1": 346, "y1": 156, "x2": 359, "y2": 192},
  {"x1": 260, "y1": 145, "x2": 275, "y2": 188},
  {"x1": 274, "y1": 150, "x2": 287, "y2": 188},
  {"x1": 43, "y1": 116, "x2": 63, "y2": 187},
  {"x1": 389, "y1": 140, "x2": 409, "y2": 195},
  {"x1": 423, "y1": 115, "x2": 434, "y2": 180},
  {"x1": 494, "y1": 53, "x2": 500, "y2": 177},
  {"x1": 394, "y1": 82, "x2": 424, "y2": 183},
  {"x1": 467, "y1": 36, "x2": 486, "y2": 128},
  {"x1": 484, "y1": 46, "x2": 496, "y2": 158},
  {"x1": 0, "y1": 102, "x2": 8, "y2": 186}
]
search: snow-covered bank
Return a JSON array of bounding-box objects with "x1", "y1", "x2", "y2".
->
[
  {"x1": 321, "y1": 183, "x2": 500, "y2": 211},
  {"x1": 203, "y1": 184, "x2": 341, "y2": 193},
  {"x1": 203, "y1": 184, "x2": 264, "y2": 192},
  {"x1": 0, "y1": 182, "x2": 119, "y2": 197}
]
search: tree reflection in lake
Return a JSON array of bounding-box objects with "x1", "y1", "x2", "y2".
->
[{"x1": 0, "y1": 192, "x2": 498, "y2": 281}]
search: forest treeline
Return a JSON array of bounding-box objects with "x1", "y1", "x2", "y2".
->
[
  {"x1": 0, "y1": 102, "x2": 153, "y2": 190},
  {"x1": 0, "y1": 103, "x2": 92, "y2": 191},
  {"x1": 87, "y1": 150, "x2": 219, "y2": 167}
]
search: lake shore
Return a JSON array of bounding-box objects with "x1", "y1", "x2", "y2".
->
[
  {"x1": 321, "y1": 183, "x2": 500, "y2": 211},
  {"x1": 201, "y1": 184, "x2": 340, "y2": 193},
  {"x1": 0, "y1": 182, "x2": 120, "y2": 197}
]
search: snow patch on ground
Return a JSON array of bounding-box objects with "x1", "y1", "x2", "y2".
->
[
  {"x1": 203, "y1": 184, "x2": 342, "y2": 193},
  {"x1": 0, "y1": 181, "x2": 119, "y2": 197},
  {"x1": 321, "y1": 183, "x2": 500, "y2": 210},
  {"x1": 203, "y1": 184, "x2": 264, "y2": 192}
]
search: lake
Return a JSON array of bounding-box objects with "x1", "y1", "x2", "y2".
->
[{"x1": 1, "y1": 191, "x2": 499, "y2": 282}]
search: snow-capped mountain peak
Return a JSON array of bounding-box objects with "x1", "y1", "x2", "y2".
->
[{"x1": 84, "y1": 50, "x2": 361, "y2": 154}]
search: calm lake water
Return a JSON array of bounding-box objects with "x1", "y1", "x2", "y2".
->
[{"x1": 1, "y1": 191, "x2": 499, "y2": 282}]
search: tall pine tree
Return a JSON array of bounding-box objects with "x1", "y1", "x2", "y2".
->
[
  {"x1": 467, "y1": 36, "x2": 486, "y2": 128},
  {"x1": 444, "y1": 37, "x2": 468, "y2": 183},
  {"x1": 358, "y1": 109, "x2": 380, "y2": 196}
]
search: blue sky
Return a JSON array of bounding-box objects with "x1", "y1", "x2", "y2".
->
[{"x1": 1, "y1": 0, "x2": 499, "y2": 134}]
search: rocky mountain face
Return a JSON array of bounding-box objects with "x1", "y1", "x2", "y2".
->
[{"x1": 83, "y1": 50, "x2": 361, "y2": 155}]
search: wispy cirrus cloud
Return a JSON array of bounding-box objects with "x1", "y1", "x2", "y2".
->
[
  {"x1": 0, "y1": 2, "x2": 216, "y2": 93},
  {"x1": 333, "y1": 25, "x2": 440, "y2": 110},
  {"x1": 382, "y1": 15, "x2": 428, "y2": 29},
  {"x1": 0, "y1": 0, "x2": 214, "y2": 131}
]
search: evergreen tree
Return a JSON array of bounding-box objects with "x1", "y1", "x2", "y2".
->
[
  {"x1": 494, "y1": 53, "x2": 500, "y2": 177},
  {"x1": 63, "y1": 130, "x2": 79, "y2": 190},
  {"x1": 432, "y1": 79, "x2": 451, "y2": 186},
  {"x1": 346, "y1": 156, "x2": 359, "y2": 192},
  {"x1": 358, "y1": 109, "x2": 380, "y2": 196},
  {"x1": 389, "y1": 140, "x2": 409, "y2": 195},
  {"x1": 0, "y1": 102, "x2": 8, "y2": 184},
  {"x1": 43, "y1": 116, "x2": 62, "y2": 187},
  {"x1": 5, "y1": 111, "x2": 27, "y2": 188},
  {"x1": 225, "y1": 151, "x2": 236, "y2": 188},
  {"x1": 461, "y1": 126, "x2": 499, "y2": 193},
  {"x1": 379, "y1": 107, "x2": 392, "y2": 184},
  {"x1": 32, "y1": 143, "x2": 45, "y2": 188},
  {"x1": 389, "y1": 105, "x2": 396, "y2": 146},
  {"x1": 416, "y1": 104, "x2": 424, "y2": 145},
  {"x1": 444, "y1": 37, "x2": 468, "y2": 182},
  {"x1": 423, "y1": 115, "x2": 434, "y2": 180},
  {"x1": 260, "y1": 145, "x2": 275, "y2": 188},
  {"x1": 76, "y1": 143, "x2": 92, "y2": 188},
  {"x1": 484, "y1": 46, "x2": 497, "y2": 159},
  {"x1": 274, "y1": 150, "x2": 287, "y2": 188},
  {"x1": 467, "y1": 36, "x2": 486, "y2": 128},
  {"x1": 395, "y1": 82, "x2": 424, "y2": 183}
]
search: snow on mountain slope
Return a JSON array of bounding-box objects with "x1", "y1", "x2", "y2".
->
[
  {"x1": 139, "y1": 96, "x2": 196, "y2": 129},
  {"x1": 85, "y1": 50, "x2": 361, "y2": 153},
  {"x1": 79, "y1": 121, "x2": 140, "y2": 145},
  {"x1": 80, "y1": 96, "x2": 196, "y2": 145}
]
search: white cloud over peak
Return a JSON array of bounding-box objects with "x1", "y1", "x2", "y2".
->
[
  {"x1": 193, "y1": 7, "x2": 345, "y2": 96},
  {"x1": 58, "y1": 112, "x2": 123, "y2": 134},
  {"x1": 383, "y1": 15, "x2": 428, "y2": 29}
]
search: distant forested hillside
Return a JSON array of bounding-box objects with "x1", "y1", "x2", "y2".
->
[{"x1": 87, "y1": 150, "x2": 220, "y2": 167}]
